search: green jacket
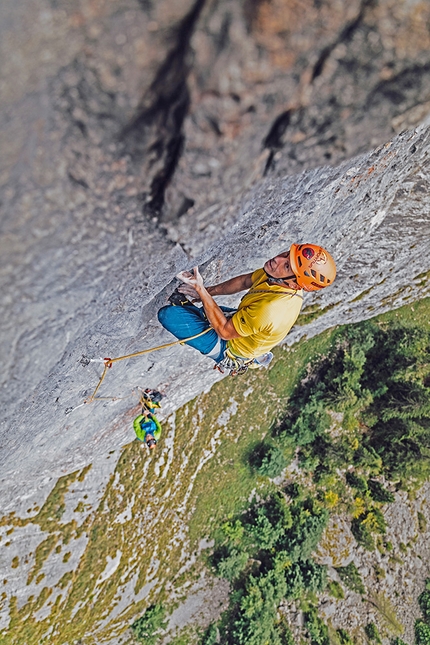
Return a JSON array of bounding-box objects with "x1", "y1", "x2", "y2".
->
[{"x1": 133, "y1": 414, "x2": 162, "y2": 442}]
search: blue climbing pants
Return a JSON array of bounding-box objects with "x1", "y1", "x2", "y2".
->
[{"x1": 157, "y1": 305, "x2": 235, "y2": 362}]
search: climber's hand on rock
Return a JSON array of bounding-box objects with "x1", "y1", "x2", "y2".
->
[
  {"x1": 176, "y1": 267, "x2": 204, "y2": 293},
  {"x1": 177, "y1": 282, "x2": 201, "y2": 301}
]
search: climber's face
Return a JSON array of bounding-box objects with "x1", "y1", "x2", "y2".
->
[
  {"x1": 264, "y1": 252, "x2": 301, "y2": 290},
  {"x1": 146, "y1": 435, "x2": 157, "y2": 450}
]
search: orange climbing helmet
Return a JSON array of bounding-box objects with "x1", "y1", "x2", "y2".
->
[{"x1": 290, "y1": 243, "x2": 336, "y2": 291}]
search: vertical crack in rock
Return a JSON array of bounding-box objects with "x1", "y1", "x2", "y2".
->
[
  {"x1": 310, "y1": 0, "x2": 376, "y2": 82},
  {"x1": 263, "y1": 109, "x2": 299, "y2": 175},
  {"x1": 368, "y1": 62, "x2": 430, "y2": 111},
  {"x1": 260, "y1": 0, "x2": 430, "y2": 179},
  {"x1": 122, "y1": 0, "x2": 207, "y2": 219},
  {"x1": 262, "y1": 0, "x2": 376, "y2": 174}
]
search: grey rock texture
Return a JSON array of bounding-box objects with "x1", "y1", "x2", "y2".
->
[
  {"x1": 2, "y1": 123, "x2": 429, "y2": 513},
  {"x1": 0, "y1": 0, "x2": 430, "y2": 638}
]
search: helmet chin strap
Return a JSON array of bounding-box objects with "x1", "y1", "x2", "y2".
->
[{"x1": 264, "y1": 269, "x2": 298, "y2": 286}]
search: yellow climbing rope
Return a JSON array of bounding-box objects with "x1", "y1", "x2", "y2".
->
[{"x1": 85, "y1": 328, "x2": 212, "y2": 404}]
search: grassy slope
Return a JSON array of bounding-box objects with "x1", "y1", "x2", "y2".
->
[{"x1": 0, "y1": 297, "x2": 428, "y2": 644}]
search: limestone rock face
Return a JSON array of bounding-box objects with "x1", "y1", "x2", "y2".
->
[
  {"x1": 0, "y1": 0, "x2": 430, "y2": 636},
  {"x1": 1, "y1": 0, "x2": 430, "y2": 507}
]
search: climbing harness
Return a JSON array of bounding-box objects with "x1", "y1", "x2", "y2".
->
[
  {"x1": 214, "y1": 348, "x2": 253, "y2": 376},
  {"x1": 85, "y1": 328, "x2": 212, "y2": 404},
  {"x1": 140, "y1": 388, "x2": 162, "y2": 412}
]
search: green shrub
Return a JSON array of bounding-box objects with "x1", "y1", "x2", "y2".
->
[
  {"x1": 304, "y1": 607, "x2": 330, "y2": 645},
  {"x1": 418, "y1": 512, "x2": 427, "y2": 533},
  {"x1": 216, "y1": 548, "x2": 249, "y2": 582},
  {"x1": 365, "y1": 622, "x2": 381, "y2": 643},
  {"x1": 351, "y1": 508, "x2": 386, "y2": 551},
  {"x1": 279, "y1": 321, "x2": 430, "y2": 490},
  {"x1": 368, "y1": 479, "x2": 395, "y2": 503},
  {"x1": 418, "y1": 580, "x2": 430, "y2": 622},
  {"x1": 363, "y1": 325, "x2": 430, "y2": 484},
  {"x1": 131, "y1": 604, "x2": 168, "y2": 644},
  {"x1": 247, "y1": 493, "x2": 292, "y2": 550},
  {"x1": 337, "y1": 628, "x2": 354, "y2": 645},
  {"x1": 284, "y1": 559, "x2": 327, "y2": 598},
  {"x1": 278, "y1": 625, "x2": 295, "y2": 645},
  {"x1": 416, "y1": 621, "x2": 430, "y2": 645},
  {"x1": 250, "y1": 443, "x2": 288, "y2": 478},
  {"x1": 221, "y1": 519, "x2": 244, "y2": 543},
  {"x1": 351, "y1": 517, "x2": 375, "y2": 551},
  {"x1": 289, "y1": 398, "x2": 332, "y2": 446},
  {"x1": 200, "y1": 623, "x2": 218, "y2": 645},
  {"x1": 335, "y1": 562, "x2": 365, "y2": 595},
  {"x1": 328, "y1": 580, "x2": 344, "y2": 599},
  {"x1": 346, "y1": 472, "x2": 368, "y2": 493},
  {"x1": 230, "y1": 569, "x2": 288, "y2": 645},
  {"x1": 353, "y1": 446, "x2": 382, "y2": 475},
  {"x1": 280, "y1": 498, "x2": 328, "y2": 563}
]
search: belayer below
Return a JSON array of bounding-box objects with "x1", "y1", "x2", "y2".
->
[
  {"x1": 158, "y1": 243, "x2": 336, "y2": 376},
  {"x1": 133, "y1": 389, "x2": 163, "y2": 450}
]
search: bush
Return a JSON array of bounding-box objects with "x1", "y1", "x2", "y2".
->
[
  {"x1": 351, "y1": 508, "x2": 386, "y2": 551},
  {"x1": 353, "y1": 446, "x2": 382, "y2": 475},
  {"x1": 365, "y1": 622, "x2": 381, "y2": 643},
  {"x1": 247, "y1": 493, "x2": 292, "y2": 550},
  {"x1": 221, "y1": 519, "x2": 244, "y2": 541},
  {"x1": 131, "y1": 604, "x2": 168, "y2": 644},
  {"x1": 284, "y1": 559, "x2": 327, "y2": 598},
  {"x1": 363, "y1": 326, "x2": 430, "y2": 483},
  {"x1": 351, "y1": 517, "x2": 376, "y2": 551},
  {"x1": 304, "y1": 607, "x2": 330, "y2": 645},
  {"x1": 278, "y1": 321, "x2": 430, "y2": 490},
  {"x1": 346, "y1": 472, "x2": 368, "y2": 493},
  {"x1": 289, "y1": 398, "x2": 332, "y2": 446},
  {"x1": 368, "y1": 479, "x2": 395, "y2": 504},
  {"x1": 328, "y1": 580, "x2": 344, "y2": 599},
  {"x1": 200, "y1": 623, "x2": 218, "y2": 645},
  {"x1": 335, "y1": 562, "x2": 365, "y2": 595},
  {"x1": 230, "y1": 569, "x2": 288, "y2": 645},
  {"x1": 337, "y1": 628, "x2": 354, "y2": 645},
  {"x1": 250, "y1": 443, "x2": 288, "y2": 478},
  {"x1": 418, "y1": 580, "x2": 430, "y2": 623},
  {"x1": 216, "y1": 548, "x2": 249, "y2": 582},
  {"x1": 214, "y1": 494, "x2": 330, "y2": 645},
  {"x1": 280, "y1": 498, "x2": 329, "y2": 562},
  {"x1": 416, "y1": 621, "x2": 430, "y2": 645}
]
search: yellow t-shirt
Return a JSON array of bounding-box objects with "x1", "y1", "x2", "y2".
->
[{"x1": 229, "y1": 269, "x2": 303, "y2": 359}]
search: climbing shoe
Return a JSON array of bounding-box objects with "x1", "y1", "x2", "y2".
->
[{"x1": 168, "y1": 290, "x2": 196, "y2": 307}]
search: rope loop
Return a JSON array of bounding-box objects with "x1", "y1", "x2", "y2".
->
[{"x1": 85, "y1": 327, "x2": 212, "y2": 404}]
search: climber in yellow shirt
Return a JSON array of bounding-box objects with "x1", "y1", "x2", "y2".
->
[{"x1": 157, "y1": 244, "x2": 336, "y2": 375}]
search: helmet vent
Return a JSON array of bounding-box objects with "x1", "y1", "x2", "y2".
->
[
  {"x1": 320, "y1": 275, "x2": 326, "y2": 283},
  {"x1": 304, "y1": 270, "x2": 310, "y2": 277},
  {"x1": 311, "y1": 269, "x2": 317, "y2": 278},
  {"x1": 297, "y1": 256, "x2": 302, "y2": 267}
]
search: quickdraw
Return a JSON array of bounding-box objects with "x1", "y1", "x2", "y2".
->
[
  {"x1": 85, "y1": 328, "x2": 212, "y2": 403},
  {"x1": 214, "y1": 348, "x2": 254, "y2": 377}
]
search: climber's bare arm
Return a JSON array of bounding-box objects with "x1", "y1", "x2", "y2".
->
[
  {"x1": 176, "y1": 268, "x2": 243, "y2": 340},
  {"x1": 177, "y1": 271, "x2": 253, "y2": 301}
]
